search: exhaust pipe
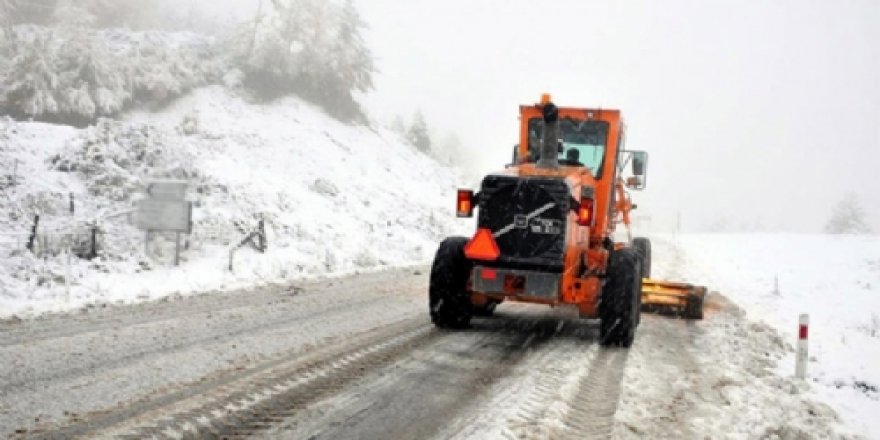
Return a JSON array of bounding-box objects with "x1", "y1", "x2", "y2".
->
[{"x1": 537, "y1": 100, "x2": 560, "y2": 169}]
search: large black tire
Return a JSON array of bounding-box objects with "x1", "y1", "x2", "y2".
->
[
  {"x1": 633, "y1": 237, "x2": 652, "y2": 279},
  {"x1": 599, "y1": 248, "x2": 642, "y2": 347},
  {"x1": 429, "y1": 237, "x2": 474, "y2": 328}
]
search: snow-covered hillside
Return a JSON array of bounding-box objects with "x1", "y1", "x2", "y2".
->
[
  {"x1": 662, "y1": 233, "x2": 880, "y2": 438},
  {"x1": 0, "y1": 86, "x2": 464, "y2": 318}
]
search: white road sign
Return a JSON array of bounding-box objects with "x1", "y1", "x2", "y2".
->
[
  {"x1": 144, "y1": 180, "x2": 188, "y2": 200},
  {"x1": 134, "y1": 199, "x2": 192, "y2": 233}
]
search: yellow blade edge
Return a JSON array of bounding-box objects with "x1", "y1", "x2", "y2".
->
[{"x1": 641, "y1": 278, "x2": 704, "y2": 307}]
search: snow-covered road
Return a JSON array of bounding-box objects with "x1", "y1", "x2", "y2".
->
[{"x1": 0, "y1": 240, "x2": 858, "y2": 439}]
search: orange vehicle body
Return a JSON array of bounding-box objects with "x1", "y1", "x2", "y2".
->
[{"x1": 467, "y1": 101, "x2": 636, "y2": 319}]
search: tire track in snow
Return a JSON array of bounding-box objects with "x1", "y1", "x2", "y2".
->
[
  {"x1": 439, "y1": 311, "x2": 625, "y2": 440},
  {"x1": 1, "y1": 295, "x2": 390, "y2": 392},
  {"x1": 497, "y1": 346, "x2": 628, "y2": 440},
  {"x1": 280, "y1": 315, "x2": 564, "y2": 440},
  {"x1": 26, "y1": 317, "x2": 435, "y2": 439},
  {"x1": 556, "y1": 348, "x2": 629, "y2": 439},
  {"x1": 0, "y1": 270, "x2": 403, "y2": 347}
]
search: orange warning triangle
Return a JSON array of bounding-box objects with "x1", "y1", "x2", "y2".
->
[{"x1": 464, "y1": 228, "x2": 501, "y2": 261}]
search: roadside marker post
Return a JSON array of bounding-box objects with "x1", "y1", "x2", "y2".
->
[{"x1": 796, "y1": 314, "x2": 809, "y2": 380}]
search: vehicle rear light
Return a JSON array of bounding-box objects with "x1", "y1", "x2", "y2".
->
[
  {"x1": 481, "y1": 268, "x2": 497, "y2": 280},
  {"x1": 464, "y1": 228, "x2": 500, "y2": 261},
  {"x1": 457, "y1": 190, "x2": 474, "y2": 218},
  {"x1": 578, "y1": 197, "x2": 594, "y2": 226}
]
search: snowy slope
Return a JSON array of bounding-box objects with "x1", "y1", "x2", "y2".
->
[
  {"x1": 665, "y1": 233, "x2": 880, "y2": 438},
  {"x1": 0, "y1": 86, "x2": 465, "y2": 318}
]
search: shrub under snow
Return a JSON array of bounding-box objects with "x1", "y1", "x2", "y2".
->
[{"x1": 50, "y1": 119, "x2": 201, "y2": 201}]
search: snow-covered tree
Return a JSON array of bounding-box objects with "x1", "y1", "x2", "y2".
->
[
  {"x1": 0, "y1": 0, "x2": 17, "y2": 89},
  {"x1": 126, "y1": 34, "x2": 219, "y2": 104},
  {"x1": 59, "y1": 38, "x2": 128, "y2": 117},
  {"x1": 407, "y1": 111, "x2": 431, "y2": 154},
  {"x1": 3, "y1": 33, "x2": 60, "y2": 117},
  {"x1": 825, "y1": 193, "x2": 872, "y2": 234},
  {"x1": 231, "y1": 0, "x2": 375, "y2": 121},
  {"x1": 334, "y1": 0, "x2": 374, "y2": 93},
  {"x1": 1, "y1": 2, "x2": 131, "y2": 123}
]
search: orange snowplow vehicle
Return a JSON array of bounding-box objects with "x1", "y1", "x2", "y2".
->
[{"x1": 429, "y1": 94, "x2": 704, "y2": 347}]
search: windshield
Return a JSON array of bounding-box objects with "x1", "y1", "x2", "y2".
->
[{"x1": 527, "y1": 118, "x2": 609, "y2": 176}]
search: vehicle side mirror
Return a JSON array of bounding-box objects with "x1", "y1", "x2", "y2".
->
[
  {"x1": 626, "y1": 176, "x2": 644, "y2": 190},
  {"x1": 632, "y1": 151, "x2": 648, "y2": 176}
]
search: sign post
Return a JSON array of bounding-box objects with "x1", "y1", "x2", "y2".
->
[{"x1": 175, "y1": 232, "x2": 181, "y2": 266}]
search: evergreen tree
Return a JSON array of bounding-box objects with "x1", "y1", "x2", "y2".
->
[
  {"x1": 330, "y1": 0, "x2": 375, "y2": 95},
  {"x1": 407, "y1": 111, "x2": 431, "y2": 154},
  {"x1": 825, "y1": 193, "x2": 871, "y2": 234}
]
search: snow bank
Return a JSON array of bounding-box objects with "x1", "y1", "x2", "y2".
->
[
  {"x1": 0, "y1": 86, "x2": 465, "y2": 318},
  {"x1": 666, "y1": 233, "x2": 880, "y2": 438}
]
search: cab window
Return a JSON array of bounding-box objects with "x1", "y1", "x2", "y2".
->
[{"x1": 527, "y1": 118, "x2": 609, "y2": 176}]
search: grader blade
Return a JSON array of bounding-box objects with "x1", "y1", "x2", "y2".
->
[{"x1": 641, "y1": 279, "x2": 706, "y2": 320}]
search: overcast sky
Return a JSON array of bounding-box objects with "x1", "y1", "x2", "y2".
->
[{"x1": 356, "y1": 0, "x2": 880, "y2": 232}]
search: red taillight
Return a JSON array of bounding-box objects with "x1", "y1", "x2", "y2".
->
[
  {"x1": 578, "y1": 197, "x2": 594, "y2": 226},
  {"x1": 464, "y1": 228, "x2": 500, "y2": 261},
  {"x1": 481, "y1": 268, "x2": 497, "y2": 280},
  {"x1": 457, "y1": 190, "x2": 474, "y2": 218}
]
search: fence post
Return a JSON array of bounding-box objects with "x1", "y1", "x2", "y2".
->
[
  {"x1": 65, "y1": 246, "x2": 72, "y2": 302},
  {"x1": 69, "y1": 193, "x2": 75, "y2": 215},
  {"x1": 12, "y1": 159, "x2": 18, "y2": 192},
  {"x1": 27, "y1": 215, "x2": 39, "y2": 252},
  {"x1": 258, "y1": 219, "x2": 266, "y2": 252},
  {"x1": 796, "y1": 314, "x2": 809, "y2": 380},
  {"x1": 89, "y1": 226, "x2": 98, "y2": 260}
]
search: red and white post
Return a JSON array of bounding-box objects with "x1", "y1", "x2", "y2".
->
[{"x1": 796, "y1": 314, "x2": 809, "y2": 380}]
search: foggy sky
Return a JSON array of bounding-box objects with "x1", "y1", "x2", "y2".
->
[{"x1": 357, "y1": 0, "x2": 880, "y2": 232}]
